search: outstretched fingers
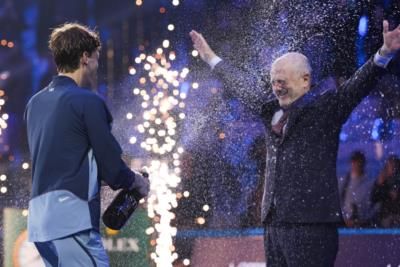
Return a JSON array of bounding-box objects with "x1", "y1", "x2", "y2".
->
[
  {"x1": 383, "y1": 20, "x2": 389, "y2": 34},
  {"x1": 190, "y1": 30, "x2": 201, "y2": 42},
  {"x1": 190, "y1": 31, "x2": 205, "y2": 51}
]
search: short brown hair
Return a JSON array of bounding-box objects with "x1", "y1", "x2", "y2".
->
[{"x1": 49, "y1": 23, "x2": 101, "y2": 73}]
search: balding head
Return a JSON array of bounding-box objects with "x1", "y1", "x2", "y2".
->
[
  {"x1": 270, "y1": 52, "x2": 312, "y2": 108},
  {"x1": 271, "y1": 52, "x2": 312, "y2": 78}
]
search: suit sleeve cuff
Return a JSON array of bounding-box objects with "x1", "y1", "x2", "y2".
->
[
  {"x1": 209, "y1": 56, "x2": 222, "y2": 70},
  {"x1": 374, "y1": 49, "x2": 396, "y2": 68}
]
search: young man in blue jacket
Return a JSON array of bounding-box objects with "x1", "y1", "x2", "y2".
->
[{"x1": 25, "y1": 23, "x2": 149, "y2": 266}]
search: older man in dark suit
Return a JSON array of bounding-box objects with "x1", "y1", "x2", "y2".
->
[{"x1": 190, "y1": 20, "x2": 400, "y2": 266}]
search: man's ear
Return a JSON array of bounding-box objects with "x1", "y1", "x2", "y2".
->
[
  {"x1": 303, "y1": 73, "x2": 311, "y2": 86},
  {"x1": 81, "y1": 51, "x2": 90, "y2": 65}
]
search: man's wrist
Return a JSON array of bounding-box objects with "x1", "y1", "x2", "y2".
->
[
  {"x1": 374, "y1": 47, "x2": 396, "y2": 68},
  {"x1": 379, "y1": 45, "x2": 396, "y2": 57},
  {"x1": 208, "y1": 56, "x2": 222, "y2": 69}
]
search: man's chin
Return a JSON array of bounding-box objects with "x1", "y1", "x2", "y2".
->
[{"x1": 278, "y1": 100, "x2": 291, "y2": 108}]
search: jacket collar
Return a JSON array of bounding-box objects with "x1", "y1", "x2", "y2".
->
[
  {"x1": 49, "y1": 75, "x2": 78, "y2": 88},
  {"x1": 277, "y1": 87, "x2": 322, "y2": 143}
]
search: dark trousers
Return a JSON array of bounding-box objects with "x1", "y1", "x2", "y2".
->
[{"x1": 264, "y1": 223, "x2": 338, "y2": 267}]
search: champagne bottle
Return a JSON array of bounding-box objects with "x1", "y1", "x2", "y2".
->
[{"x1": 102, "y1": 172, "x2": 148, "y2": 230}]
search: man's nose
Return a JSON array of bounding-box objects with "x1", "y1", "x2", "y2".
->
[{"x1": 272, "y1": 84, "x2": 281, "y2": 91}]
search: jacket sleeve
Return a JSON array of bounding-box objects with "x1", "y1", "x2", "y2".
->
[
  {"x1": 331, "y1": 58, "x2": 387, "y2": 122},
  {"x1": 213, "y1": 60, "x2": 277, "y2": 116},
  {"x1": 83, "y1": 95, "x2": 136, "y2": 190}
]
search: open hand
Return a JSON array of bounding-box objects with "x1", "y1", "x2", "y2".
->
[
  {"x1": 381, "y1": 20, "x2": 400, "y2": 56},
  {"x1": 189, "y1": 30, "x2": 218, "y2": 64}
]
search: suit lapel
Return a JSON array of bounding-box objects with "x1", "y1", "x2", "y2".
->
[
  {"x1": 263, "y1": 99, "x2": 280, "y2": 131},
  {"x1": 280, "y1": 90, "x2": 318, "y2": 143},
  {"x1": 281, "y1": 108, "x2": 305, "y2": 143}
]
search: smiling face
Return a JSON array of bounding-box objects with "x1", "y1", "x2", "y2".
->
[{"x1": 270, "y1": 53, "x2": 312, "y2": 108}]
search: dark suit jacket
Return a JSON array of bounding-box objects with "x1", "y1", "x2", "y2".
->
[{"x1": 213, "y1": 58, "x2": 387, "y2": 224}]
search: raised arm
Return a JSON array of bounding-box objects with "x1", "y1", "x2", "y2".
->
[
  {"x1": 190, "y1": 30, "x2": 276, "y2": 116},
  {"x1": 333, "y1": 20, "x2": 400, "y2": 121}
]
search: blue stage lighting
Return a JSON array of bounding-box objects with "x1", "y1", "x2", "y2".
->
[{"x1": 358, "y1": 15, "x2": 368, "y2": 37}]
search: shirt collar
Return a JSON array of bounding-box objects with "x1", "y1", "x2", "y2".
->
[{"x1": 50, "y1": 75, "x2": 78, "y2": 87}]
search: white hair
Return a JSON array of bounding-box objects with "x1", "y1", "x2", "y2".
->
[{"x1": 271, "y1": 52, "x2": 312, "y2": 77}]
